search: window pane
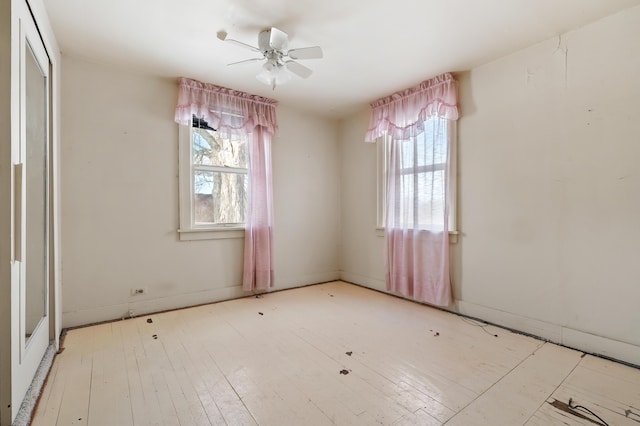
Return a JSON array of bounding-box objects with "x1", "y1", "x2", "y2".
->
[
  {"x1": 380, "y1": 117, "x2": 454, "y2": 231},
  {"x1": 395, "y1": 118, "x2": 448, "y2": 230},
  {"x1": 402, "y1": 118, "x2": 447, "y2": 169},
  {"x1": 398, "y1": 170, "x2": 446, "y2": 229},
  {"x1": 416, "y1": 170, "x2": 445, "y2": 228},
  {"x1": 192, "y1": 128, "x2": 247, "y2": 168},
  {"x1": 193, "y1": 171, "x2": 247, "y2": 224}
]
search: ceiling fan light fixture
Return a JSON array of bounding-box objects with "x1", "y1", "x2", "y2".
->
[{"x1": 256, "y1": 62, "x2": 291, "y2": 89}]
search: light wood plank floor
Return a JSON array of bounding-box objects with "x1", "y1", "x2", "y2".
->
[{"x1": 32, "y1": 282, "x2": 640, "y2": 425}]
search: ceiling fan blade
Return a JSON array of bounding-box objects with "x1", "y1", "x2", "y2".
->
[
  {"x1": 285, "y1": 60, "x2": 313, "y2": 79},
  {"x1": 228, "y1": 58, "x2": 263, "y2": 66},
  {"x1": 217, "y1": 30, "x2": 261, "y2": 53},
  {"x1": 269, "y1": 27, "x2": 289, "y2": 51},
  {"x1": 288, "y1": 46, "x2": 323, "y2": 60},
  {"x1": 225, "y1": 38, "x2": 262, "y2": 53}
]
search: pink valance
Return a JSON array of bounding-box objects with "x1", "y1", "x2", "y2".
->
[
  {"x1": 174, "y1": 77, "x2": 278, "y2": 138},
  {"x1": 365, "y1": 73, "x2": 459, "y2": 142}
]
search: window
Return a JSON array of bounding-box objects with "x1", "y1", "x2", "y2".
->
[
  {"x1": 377, "y1": 117, "x2": 457, "y2": 239},
  {"x1": 178, "y1": 116, "x2": 248, "y2": 240}
]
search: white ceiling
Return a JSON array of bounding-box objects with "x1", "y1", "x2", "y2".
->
[{"x1": 43, "y1": 0, "x2": 640, "y2": 118}]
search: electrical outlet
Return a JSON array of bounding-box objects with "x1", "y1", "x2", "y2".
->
[{"x1": 131, "y1": 288, "x2": 147, "y2": 296}]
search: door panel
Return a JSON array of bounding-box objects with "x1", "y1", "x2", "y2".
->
[
  {"x1": 12, "y1": 8, "x2": 52, "y2": 414},
  {"x1": 24, "y1": 37, "x2": 48, "y2": 344}
]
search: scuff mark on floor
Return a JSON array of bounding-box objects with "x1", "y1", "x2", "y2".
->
[
  {"x1": 548, "y1": 399, "x2": 607, "y2": 425},
  {"x1": 625, "y1": 408, "x2": 640, "y2": 423}
]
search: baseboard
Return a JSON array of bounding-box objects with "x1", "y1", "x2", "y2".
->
[
  {"x1": 63, "y1": 273, "x2": 640, "y2": 367},
  {"x1": 276, "y1": 271, "x2": 341, "y2": 290},
  {"x1": 454, "y1": 300, "x2": 639, "y2": 367},
  {"x1": 62, "y1": 272, "x2": 342, "y2": 329},
  {"x1": 456, "y1": 300, "x2": 564, "y2": 343},
  {"x1": 339, "y1": 271, "x2": 385, "y2": 292},
  {"x1": 340, "y1": 274, "x2": 640, "y2": 367},
  {"x1": 62, "y1": 285, "x2": 247, "y2": 328},
  {"x1": 562, "y1": 328, "x2": 640, "y2": 367}
]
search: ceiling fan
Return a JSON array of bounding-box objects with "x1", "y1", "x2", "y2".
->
[{"x1": 217, "y1": 27, "x2": 323, "y2": 90}]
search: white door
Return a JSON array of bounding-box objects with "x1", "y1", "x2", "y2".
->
[{"x1": 12, "y1": 6, "x2": 52, "y2": 412}]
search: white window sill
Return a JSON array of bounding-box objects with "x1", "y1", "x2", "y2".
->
[
  {"x1": 178, "y1": 227, "x2": 245, "y2": 241},
  {"x1": 375, "y1": 227, "x2": 459, "y2": 243}
]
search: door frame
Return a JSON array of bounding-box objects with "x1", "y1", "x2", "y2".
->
[
  {"x1": 14, "y1": 1, "x2": 52, "y2": 405},
  {"x1": 0, "y1": 0, "x2": 61, "y2": 423}
]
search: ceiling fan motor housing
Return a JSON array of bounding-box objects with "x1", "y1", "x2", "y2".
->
[{"x1": 258, "y1": 28, "x2": 288, "y2": 52}]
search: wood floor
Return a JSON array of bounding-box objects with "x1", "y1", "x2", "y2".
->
[{"x1": 32, "y1": 282, "x2": 640, "y2": 425}]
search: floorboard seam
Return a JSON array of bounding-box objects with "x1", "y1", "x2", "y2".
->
[
  {"x1": 442, "y1": 342, "x2": 549, "y2": 424},
  {"x1": 522, "y1": 351, "x2": 583, "y2": 424}
]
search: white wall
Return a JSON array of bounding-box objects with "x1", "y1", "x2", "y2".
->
[
  {"x1": 60, "y1": 56, "x2": 340, "y2": 327},
  {"x1": 272, "y1": 105, "x2": 342, "y2": 289},
  {"x1": 340, "y1": 6, "x2": 640, "y2": 366},
  {"x1": 339, "y1": 109, "x2": 385, "y2": 289}
]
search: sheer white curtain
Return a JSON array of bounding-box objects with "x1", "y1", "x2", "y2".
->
[
  {"x1": 365, "y1": 73, "x2": 459, "y2": 306},
  {"x1": 174, "y1": 77, "x2": 277, "y2": 291}
]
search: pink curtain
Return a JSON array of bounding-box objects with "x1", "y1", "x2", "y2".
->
[
  {"x1": 243, "y1": 126, "x2": 275, "y2": 291},
  {"x1": 175, "y1": 77, "x2": 277, "y2": 138},
  {"x1": 174, "y1": 77, "x2": 277, "y2": 291},
  {"x1": 365, "y1": 73, "x2": 458, "y2": 142},
  {"x1": 366, "y1": 73, "x2": 459, "y2": 306},
  {"x1": 386, "y1": 228, "x2": 451, "y2": 305}
]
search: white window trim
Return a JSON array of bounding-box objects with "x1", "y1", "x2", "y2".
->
[
  {"x1": 375, "y1": 123, "x2": 459, "y2": 243},
  {"x1": 177, "y1": 124, "x2": 245, "y2": 241},
  {"x1": 376, "y1": 134, "x2": 387, "y2": 230}
]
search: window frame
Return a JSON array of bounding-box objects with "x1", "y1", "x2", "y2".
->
[
  {"x1": 376, "y1": 119, "x2": 458, "y2": 242},
  {"x1": 177, "y1": 123, "x2": 246, "y2": 241}
]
